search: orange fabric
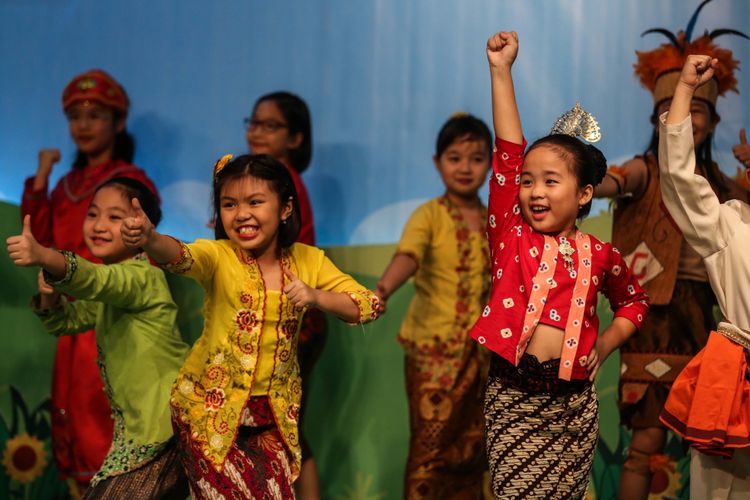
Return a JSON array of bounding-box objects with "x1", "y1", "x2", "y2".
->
[{"x1": 660, "y1": 332, "x2": 750, "y2": 457}]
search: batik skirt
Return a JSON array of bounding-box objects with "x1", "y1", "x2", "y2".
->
[
  {"x1": 485, "y1": 354, "x2": 598, "y2": 500},
  {"x1": 403, "y1": 342, "x2": 488, "y2": 499},
  {"x1": 82, "y1": 439, "x2": 188, "y2": 500},
  {"x1": 173, "y1": 396, "x2": 295, "y2": 500}
]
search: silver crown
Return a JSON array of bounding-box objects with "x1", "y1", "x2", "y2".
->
[{"x1": 549, "y1": 103, "x2": 601, "y2": 143}]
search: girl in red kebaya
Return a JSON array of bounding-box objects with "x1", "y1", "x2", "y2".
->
[
  {"x1": 20, "y1": 69, "x2": 158, "y2": 493},
  {"x1": 472, "y1": 32, "x2": 650, "y2": 499}
]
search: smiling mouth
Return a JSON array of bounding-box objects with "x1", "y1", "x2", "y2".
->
[
  {"x1": 90, "y1": 236, "x2": 111, "y2": 245},
  {"x1": 530, "y1": 206, "x2": 550, "y2": 220},
  {"x1": 236, "y1": 225, "x2": 259, "y2": 239}
]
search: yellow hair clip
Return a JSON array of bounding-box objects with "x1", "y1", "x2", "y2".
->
[{"x1": 213, "y1": 154, "x2": 234, "y2": 177}]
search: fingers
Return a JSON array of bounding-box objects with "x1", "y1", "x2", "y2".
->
[
  {"x1": 741, "y1": 128, "x2": 748, "y2": 146},
  {"x1": 131, "y1": 197, "x2": 145, "y2": 216},
  {"x1": 21, "y1": 214, "x2": 32, "y2": 236},
  {"x1": 283, "y1": 266, "x2": 298, "y2": 282}
]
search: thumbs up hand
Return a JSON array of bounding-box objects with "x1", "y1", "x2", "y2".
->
[
  {"x1": 733, "y1": 128, "x2": 750, "y2": 169},
  {"x1": 121, "y1": 198, "x2": 155, "y2": 248},
  {"x1": 282, "y1": 267, "x2": 319, "y2": 308},
  {"x1": 6, "y1": 215, "x2": 47, "y2": 266}
]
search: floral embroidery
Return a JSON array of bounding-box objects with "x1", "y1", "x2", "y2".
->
[
  {"x1": 90, "y1": 347, "x2": 163, "y2": 485},
  {"x1": 204, "y1": 388, "x2": 226, "y2": 411},
  {"x1": 400, "y1": 196, "x2": 490, "y2": 386},
  {"x1": 161, "y1": 239, "x2": 194, "y2": 274}
]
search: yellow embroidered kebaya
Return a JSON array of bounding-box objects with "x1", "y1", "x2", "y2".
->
[{"x1": 163, "y1": 239, "x2": 379, "y2": 477}]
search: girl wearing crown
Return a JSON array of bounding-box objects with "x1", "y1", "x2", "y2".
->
[
  {"x1": 591, "y1": 3, "x2": 749, "y2": 496},
  {"x1": 474, "y1": 31, "x2": 649, "y2": 499}
]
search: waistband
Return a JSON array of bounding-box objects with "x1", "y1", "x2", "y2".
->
[
  {"x1": 717, "y1": 322, "x2": 750, "y2": 351},
  {"x1": 489, "y1": 353, "x2": 590, "y2": 395}
]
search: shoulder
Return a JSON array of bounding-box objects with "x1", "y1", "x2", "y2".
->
[{"x1": 289, "y1": 242, "x2": 324, "y2": 262}]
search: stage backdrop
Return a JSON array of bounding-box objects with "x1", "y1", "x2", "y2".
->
[{"x1": 2, "y1": 1, "x2": 749, "y2": 499}]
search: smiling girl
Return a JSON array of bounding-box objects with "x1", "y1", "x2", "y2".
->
[
  {"x1": 471, "y1": 32, "x2": 650, "y2": 498},
  {"x1": 7, "y1": 178, "x2": 188, "y2": 499},
  {"x1": 120, "y1": 154, "x2": 380, "y2": 498},
  {"x1": 19, "y1": 69, "x2": 158, "y2": 491},
  {"x1": 375, "y1": 113, "x2": 492, "y2": 499}
]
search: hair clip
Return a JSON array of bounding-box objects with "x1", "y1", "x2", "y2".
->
[
  {"x1": 213, "y1": 154, "x2": 234, "y2": 177},
  {"x1": 550, "y1": 103, "x2": 601, "y2": 143}
]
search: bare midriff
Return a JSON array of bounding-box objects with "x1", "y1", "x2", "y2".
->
[{"x1": 525, "y1": 323, "x2": 564, "y2": 362}]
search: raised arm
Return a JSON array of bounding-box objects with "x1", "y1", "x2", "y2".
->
[
  {"x1": 487, "y1": 31, "x2": 522, "y2": 144},
  {"x1": 659, "y1": 55, "x2": 728, "y2": 257},
  {"x1": 593, "y1": 159, "x2": 649, "y2": 199}
]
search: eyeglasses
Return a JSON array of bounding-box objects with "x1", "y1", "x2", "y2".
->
[{"x1": 243, "y1": 118, "x2": 288, "y2": 133}]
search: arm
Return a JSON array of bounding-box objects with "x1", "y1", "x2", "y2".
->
[
  {"x1": 376, "y1": 204, "x2": 430, "y2": 302},
  {"x1": 35, "y1": 298, "x2": 99, "y2": 336},
  {"x1": 284, "y1": 256, "x2": 380, "y2": 324},
  {"x1": 588, "y1": 245, "x2": 650, "y2": 380},
  {"x1": 376, "y1": 254, "x2": 418, "y2": 302},
  {"x1": 485, "y1": 31, "x2": 528, "y2": 253},
  {"x1": 593, "y1": 159, "x2": 649, "y2": 199},
  {"x1": 20, "y1": 150, "x2": 62, "y2": 248},
  {"x1": 659, "y1": 55, "x2": 728, "y2": 257},
  {"x1": 487, "y1": 31, "x2": 521, "y2": 144}
]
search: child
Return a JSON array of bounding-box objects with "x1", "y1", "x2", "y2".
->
[
  {"x1": 20, "y1": 69, "x2": 158, "y2": 490},
  {"x1": 658, "y1": 55, "x2": 750, "y2": 499},
  {"x1": 246, "y1": 91, "x2": 325, "y2": 499},
  {"x1": 591, "y1": 5, "x2": 749, "y2": 494},
  {"x1": 375, "y1": 113, "x2": 492, "y2": 499},
  {"x1": 120, "y1": 154, "x2": 380, "y2": 498},
  {"x1": 471, "y1": 31, "x2": 650, "y2": 499},
  {"x1": 7, "y1": 178, "x2": 188, "y2": 499}
]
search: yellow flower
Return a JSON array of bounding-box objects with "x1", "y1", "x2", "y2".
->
[
  {"x1": 2, "y1": 433, "x2": 48, "y2": 483},
  {"x1": 213, "y1": 154, "x2": 233, "y2": 177}
]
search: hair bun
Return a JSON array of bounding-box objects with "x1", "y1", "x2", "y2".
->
[{"x1": 586, "y1": 144, "x2": 607, "y2": 185}]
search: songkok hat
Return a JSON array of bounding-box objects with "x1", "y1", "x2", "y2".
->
[
  {"x1": 633, "y1": 0, "x2": 748, "y2": 108},
  {"x1": 62, "y1": 69, "x2": 129, "y2": 114}
]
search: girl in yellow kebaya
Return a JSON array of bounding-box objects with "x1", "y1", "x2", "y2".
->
[
  {"x1": 376, "y1": 113, "x2": 492, "y2": 499},
  {"x1": 120, "y1": 154, "x2": 380, "y2": 498}
]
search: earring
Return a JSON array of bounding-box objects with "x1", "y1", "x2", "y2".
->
[{"x1": 281, "y1": 219, "x2": 287, "y2": 225}]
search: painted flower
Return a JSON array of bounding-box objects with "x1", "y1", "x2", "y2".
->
[
  {"x1": 286, "y1": 404, "x2": 300, "y2": 422},
  {"x1": 2, "y1": 433, "x2": 48, "y2": 483},
  {"x1": 281, "y1": 319, "x2": 298, "y2": 338},
  {"x1": 204, "y1": 388, "x2": 226, "y2": 412}
]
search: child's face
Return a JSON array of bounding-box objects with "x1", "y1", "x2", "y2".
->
[
  {"x1": 519, "y1": 145, "x2": 592, "y2": 236},
  {"x1": 657, "y1": 98, "x2": 717, "y2": 148},
  {"x1": 66, "y1": 103, "x2": 124, "y2": 162},
  {"x1": 246, "y1": 100, "x2": 302, "y2": 165},
  {"x1": 434, "y1": 138, "x2": 490, "y2": 200},
  {"x1": 218, "y1": 175, "x2": 293, "y2": 257},
  {"x1": 83, "y1": 186, "x2": 137, "y2": 264}
]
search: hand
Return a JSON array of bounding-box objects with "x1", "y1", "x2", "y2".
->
[
  {"x1": 6, "y1": 215, "x2": 47, "y2": 266},
  {"x1": 733, "y1": 128, "x2": 750, "y2": 169},
  {"x1": 486, "y1": 31, "x2": 518, "y2": 70},
  {"x1": 678, "y1": 55, "x2": 718, "y2": 91},
  {"x1": 37, "y1": 269, "x2": 61, "y2": 309},
  {"x1": 283, "y1": 267, "x2": 319, "y2": 308},
  {"x1": 121, "y1": 198, "x2": 154, "y2": 248},
  {"x1": 36, "y1": 149, "x2": 61, "y2": 179},
  {"x1": 585, "y1": 337, "x2": 612, "y2": 382},
  {"x1": 374, "y1": 283, "x2": 388, "y2": 314}
]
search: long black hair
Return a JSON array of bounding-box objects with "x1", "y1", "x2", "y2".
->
[
  {"x1": 253, "y1": 92, "x2": 312, "y2": 173},
  {"x1": 212, "y1": 154, "x2": 301, "y2": 248}
]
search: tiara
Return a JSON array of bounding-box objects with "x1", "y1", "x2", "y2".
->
[
  {"x1": 549, "y1": 103, "x2": 601, "y2": 143},
  {"x1": 213, "y1": 154, "x2": 234, "y2": 177}
]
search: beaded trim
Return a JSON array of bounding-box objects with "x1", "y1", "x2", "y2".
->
[{"x1": 717, "y1": 323, "x2": 750, "y2": 351}]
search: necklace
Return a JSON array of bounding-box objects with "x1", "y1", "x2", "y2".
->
[{"x1": 558, "y1": 236, "x2": 575, "y2": 273}]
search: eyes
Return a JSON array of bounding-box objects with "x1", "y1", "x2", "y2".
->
[
  {"x1": 221, "y1": 199, "x2": 264, "y2": 209},
  {"x1": 521, "y1": 178, "x2": 558, "y2": 187},
  {"x1": 85, "y1": 211, "x2": 122, "y2": 222},
  {"x1": 445, "y1": 154, "x2": 487, "y2": 165}
]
